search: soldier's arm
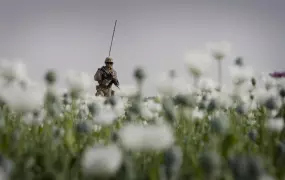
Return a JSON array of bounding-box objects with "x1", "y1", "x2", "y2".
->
[
  {"x1": 112, "y1": 70, "x2": 119, "y2": 86},
  {"x1": 94, "y1": 69, "x2": 102, "y2": 82},
  {"x1": 112, "y1": 70, "x2": 118, "y2": 80}
]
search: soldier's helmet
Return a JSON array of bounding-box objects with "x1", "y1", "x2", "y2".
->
[{"x1": 105, "y1": 57, "x2": 113, "y2": 64}]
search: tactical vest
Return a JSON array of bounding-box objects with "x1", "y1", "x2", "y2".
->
[{"x1": 99, "y1": 66, "x2": 115, "y2": 88}]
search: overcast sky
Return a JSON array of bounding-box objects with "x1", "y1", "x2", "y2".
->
[{"x1": 0, "y1": 0, "x2": 284, "y2": 95}]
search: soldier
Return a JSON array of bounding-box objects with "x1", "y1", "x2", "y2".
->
[{"x1": 94, "y1": 57, "x2": 119, "y2": 97}]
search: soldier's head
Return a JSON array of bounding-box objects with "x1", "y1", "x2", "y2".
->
[{"x1": 105, "y1": 57, "x2": 113, "y2": 69}]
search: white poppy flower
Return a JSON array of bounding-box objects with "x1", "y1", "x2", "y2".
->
[
  {"x1": 93, "y1": 104, "x2": 118, "y2": 126},
  {"x1": 184, "y1": 50, "x2": 212, "y2": 77},
  {"x1": 65, "y1": 70, "x2": 93, "y2": 94},
  {"x1": 118, "y1": 122, "x2": 175, "y2": 152},
  {"x1": 0, "y1": 82, "x2": 44, "y2": 113},
  {"x1": 81, "y1": 144, "x2": 123, "y2": 177},
  {"x1": 206, "y1": 41, "x2": 232, "y2": 60},
  {"x1": 156, "y1": 73, "x2": 190, "y2": 96},
  {"x1": 266, "y1": 118, "x2": 284, "y2": 132},
  {"x1": 229, "y1": 65, "x2": 254, "y2": 86},
  {"x1": 0, "y1": 59, "x2": 28, "y2": 82},
  {"x1": 191, "y1": 107, "x2": 205, "y2": 121},
  {"x1": 198, "y1": 78, "x2": 217, "y2": 92}
]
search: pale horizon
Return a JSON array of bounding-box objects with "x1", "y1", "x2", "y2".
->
[{"x1": 1, "y1": 0, "x2": 284, "y2": 96}]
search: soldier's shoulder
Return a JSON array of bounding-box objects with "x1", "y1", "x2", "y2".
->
[{"x1": 98, "y1": 66, "x2": 104, "y2": 71}]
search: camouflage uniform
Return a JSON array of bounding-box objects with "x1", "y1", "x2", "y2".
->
[{"x1": 94, "y1": 57, "x2": 119, "y2": 97}]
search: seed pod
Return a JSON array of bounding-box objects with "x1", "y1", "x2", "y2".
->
[
  {"x1": 133, "y1": 67, "x2": 146, "y2": 83},
  {"x1": 199, "y1": 151, "x2": 221, "y2": 178},
  {"x1": 44, "y1": 69, "x2": 57, "y2": 85},
  {"x1": 163, "y1": 145, "x2": 183, "y2": 180}
]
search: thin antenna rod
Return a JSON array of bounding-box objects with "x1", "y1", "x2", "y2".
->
[{"x1": 108, "y1": 20, "x2": 117, "y2": 57}]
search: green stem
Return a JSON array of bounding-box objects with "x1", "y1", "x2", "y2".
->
[{"x1": 218, "y1": 60, "x2": 222, "y2": 88}]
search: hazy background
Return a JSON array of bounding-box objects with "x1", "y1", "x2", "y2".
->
[{"x1": 0, "y1": 0, "x2": 284, "y2": 95}]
